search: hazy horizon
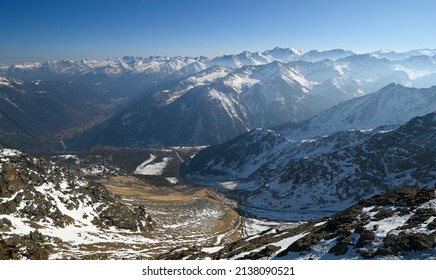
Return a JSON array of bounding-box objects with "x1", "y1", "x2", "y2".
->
[
  {"x1": 1, "y1": 0, "x2": 436, "y2": 63},
  {"x1": 3, "y1": 46, "x2": 436, "y2": 64}
]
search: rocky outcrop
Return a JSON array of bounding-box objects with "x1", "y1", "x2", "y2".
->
[
  {"x1": 95, "y1": 204, "x2": 152, "y2": 231},
  {"x1": 0, "y1": 148, "x2": 154, "y2": 259},
  {"x1": 0, "y1": 231, "x2": 51, "y2": 260},
  {"x1": 377, "y1": 232, "x2": 436, "y2": 256},
  {"x1": 279, "y1": 186, "x2": 436, "y2": 259}
]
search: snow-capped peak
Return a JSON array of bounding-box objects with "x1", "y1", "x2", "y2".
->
[
  {"x1": 0, "y1": 76, "x2": 11, "y2": 86},
  {"x1": 263, "y1": 47, "x2": 303, "y2": 62}
]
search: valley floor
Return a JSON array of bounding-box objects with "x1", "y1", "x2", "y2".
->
[
  {"x1": 97, "y1": 175, "x2": 242, "y2": 258},
  {"x1": 39, "y1": 147, "x2": 299, "y2": 259}
]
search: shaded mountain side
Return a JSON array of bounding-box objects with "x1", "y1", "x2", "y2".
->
[
  {"x1": 0, "y1": 78, "x2": 118, "y2": 150},
  {"x1": 184, "y1": 112, "x2": 436, "y2": 219}
]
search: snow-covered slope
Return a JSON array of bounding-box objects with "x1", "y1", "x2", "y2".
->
[
  {"x1": 2, "y1": 48, "x2": 435, "y2": 100},
  {"x1": 159, "y1": 65, "x2": 233, "y2": 105},
  {"x1": 209, "y1": 51, "x2": 272, "y2": 68},
  {"x1": 278, "y1": 83, "x2": 436, "y2": 140},
  {"x1": 263, "y1": 47, "x2": 303, "y2": 62},
  {"x1": 207, "y1": 48, "x2": 303, "y2": 68},
  {"x1": 186, "y1": 83, "x2": 436, "y2": 174},
  {"x1": 66, "y1": 52, "x2": 436, "y2": 149},
  {"x1": 185, "y1": 102, "x2": 436, "y2": 220},
  {"x1": 3, "y1": 56, "x2": 199, "y2": 77}
]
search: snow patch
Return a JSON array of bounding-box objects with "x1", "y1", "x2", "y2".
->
[
  {"x1": 134, "y1": 155, "x2": 171, "y2": 175},
  {"x1": 0, "y1": 148, "x2": 21, "y2": 157},
  {"x1": 165, "y1": 177, "x2": 179, "y2": 184}
]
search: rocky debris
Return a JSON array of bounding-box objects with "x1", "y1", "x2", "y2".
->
[
  {"x1": 238, "y1": 245, "x2": 281, "y2": 260},
  {"x1": 377, "y1": 232, "x2": 436, "y2": 256},
  {"x1": 328, "y1": 236, "x2": 353, "y2": 256},
  {"x1": 402, "y1": 208, "x2": 436, "y2": 229},
  {"x1": 373, "y1": 209, "x2": 396, "y2": 221},
  {"x1": 276, "y1": 205, "x2": 363, "y2": 257},
  {"x1": 169, "y1": 186, "x2": 436, "y2": 260},
  {"x1": 95, "y1": 204, "x2": 152, "y2": 232},
  {"x1": 290, "y1": 186, "x2": 436, "y2": 259},
  {"x1": 363, "y1": 185, "x2": 435, "y2": 207},
  {"x1": 324, "y1": 205, "x2": 363, "y2": 233},
  {"x1": 211, "y1": 223, "x2": 314, "y2": 260},
  {"x1": 160, "y1": 222, "x2": 318, "y2": 260},
  {"x1": 0, "y1": 231, "x2": 52, "y2": 260},
  {"x1": 160, "y1": 246, "x2": 204, "y2": 260},
  {"x1": 258, "y1": 245, "x2": 282, "y2": 257},
  {"x1": 428, "y1": 219, "x2": 436, "y2": 230},
  {"x1": 354, "y1": 226, "x2": 376, "y2": 248},
  {"x1": 0, "y1": 218, "x2": 12, "y2": 231},
  {"x1": 277, "y1": 230, "x2": 331, "y2": 256},
  {"x1": 83, "y1": 182, "x2": 116, "y2": 203}
]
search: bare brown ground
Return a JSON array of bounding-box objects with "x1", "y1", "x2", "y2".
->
[
  {"x1": 104, "y1": 176, "x2": 241, "y2": 238},
  {"x1": 82, "y1": 175, "x2": 243, "y2": 258}
]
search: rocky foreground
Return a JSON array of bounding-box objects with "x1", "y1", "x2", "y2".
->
[
  {"x1": 163, "y1": 186, "x2": 436, "y2": 260},
  {"x1": 0, "y1": 148, "x2": 152, "y2": 259}
]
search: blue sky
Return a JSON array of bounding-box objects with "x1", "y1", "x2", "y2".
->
[{"x1": 1, "y1": 0, "x2": 436, "y2": 62}]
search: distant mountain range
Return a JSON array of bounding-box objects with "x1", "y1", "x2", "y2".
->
[
  {"x1": 1, "y1": 56, "x2": 200, "y2": 99},
  {"x1": 2, "y1": 47, "x2": 436, "y2": 149}
]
